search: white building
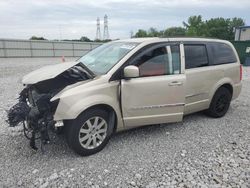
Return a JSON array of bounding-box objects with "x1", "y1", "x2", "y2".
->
[{"x1": 235, "y1": 26, "x2": 250, "y2": 41}]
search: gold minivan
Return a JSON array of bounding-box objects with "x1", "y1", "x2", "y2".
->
[{"x1": 8, "y1": 38, "x2": 242, "y2": 156}]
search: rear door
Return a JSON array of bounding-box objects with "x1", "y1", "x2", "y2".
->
[
  {"x1": 183, "y1": 43, "x2": 212, "y2": 114},
  {"x1": 121, "y1": 43, "x2": 186, "y2": 127}
]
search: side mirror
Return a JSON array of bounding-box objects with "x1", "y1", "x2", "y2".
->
[{"x1": 124, "y1": 65, "x2": 139, "y2": 78}]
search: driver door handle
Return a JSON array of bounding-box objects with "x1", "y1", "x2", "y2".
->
[{"x1": 168, "y1": 81, "x2": 183, "y2": 86}]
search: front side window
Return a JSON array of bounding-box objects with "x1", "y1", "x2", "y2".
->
[
  {"x1": 132, "y1": 44, "x2": 180, "y2": 77},
  {"x1": 184, "y1": 45, "x2": 208, "y2": 69},
  {"x1": 78, "y1": 42, "x2": 138, "y2": 75}
]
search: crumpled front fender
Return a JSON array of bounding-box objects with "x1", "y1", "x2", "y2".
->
[{"x1": 52, "y1": 81, "x2": 124, "y2": 131}]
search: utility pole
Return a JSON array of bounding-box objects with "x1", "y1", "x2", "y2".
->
[
  {"x1": 96, "y1": 17, "x2": 101, "y2": 40},
  {"x1": 103, "y1": 15, "x2": 110, "y2": 40}
]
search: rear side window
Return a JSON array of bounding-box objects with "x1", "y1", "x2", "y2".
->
[
  {"x1": 210, "y1": 43, "x2": 237, "y2": 65},
  {"x1": 184, "y1": 45, "x2": 208, "y2": 69}
]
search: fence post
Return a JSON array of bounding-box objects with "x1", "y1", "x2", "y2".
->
[
  {"x1": 52, "y1": 42, "x2": 55, "y2": 57},
  {"x1": 30, "y1": 40, "x2": 33, "y2": 57},
  {"x1": 3, "y1": 40, "x2": 7, "y2": 58}
]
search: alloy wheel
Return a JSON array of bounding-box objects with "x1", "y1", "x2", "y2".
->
[
  {"x1": 215, "y1": 94, "x2": 228, "y2": 113},
  {"x1": 78, "y1": 116, "x2": 108, "y2": 149}
]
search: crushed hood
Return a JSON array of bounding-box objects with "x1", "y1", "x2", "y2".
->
[{"x1": 22, "y1": 61, "x2": 79, "y2": 84}]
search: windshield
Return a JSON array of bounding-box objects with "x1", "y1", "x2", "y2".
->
[{"x1": 78, "y1": 42, "x2": 138, "y2": 75}]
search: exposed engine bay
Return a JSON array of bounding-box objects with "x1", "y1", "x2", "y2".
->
[{"x1": 7, "y1": 63, "x2": 93, "y2": 151}]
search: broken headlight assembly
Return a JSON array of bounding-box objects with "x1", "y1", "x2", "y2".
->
[{"x1": 7, "y1": 86, "x2": 60, "y2": 151}]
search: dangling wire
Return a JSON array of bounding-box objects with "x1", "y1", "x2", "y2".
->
[{"x1": 23, "y1": 121, "x2": 40, "y2": 140}]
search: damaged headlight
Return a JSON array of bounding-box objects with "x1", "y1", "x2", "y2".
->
[{"x1": 7, "y1": 86, "x2": 60, "y2": 151}]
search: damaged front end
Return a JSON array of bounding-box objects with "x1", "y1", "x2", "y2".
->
[
  {"x1": 6, "y1": 62, "x2": 94, "y2": 151},
  {"x1": 7, "y1": 87, "x2": 59, "y2": 150}
]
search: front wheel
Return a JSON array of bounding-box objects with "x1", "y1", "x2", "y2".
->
[
  {"x1": 206, "y1": 87, "x2": 232, "y2": 118},
  {"x1": 65, "y1": 108, "x2": 114, "y2": 156}
]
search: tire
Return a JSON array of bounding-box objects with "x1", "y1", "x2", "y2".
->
[
  {"x1": 206, "y1": 87, "x2": 232, "y2": 118},
  {"x1": 65, "y1": 108, "x2": 114, "y2": 156}
]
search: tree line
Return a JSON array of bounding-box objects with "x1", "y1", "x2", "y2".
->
[{"x1": 133, "y1": 15, "x2": 245, "y2": 40}]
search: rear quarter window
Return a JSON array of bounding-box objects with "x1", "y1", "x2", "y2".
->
[{"x1": 210, "y1": 43, "x2": 237, "y2": 65}]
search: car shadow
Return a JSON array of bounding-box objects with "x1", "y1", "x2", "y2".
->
[{"x1": 4, "y1": 111, "x2": 214, "y2": 159}]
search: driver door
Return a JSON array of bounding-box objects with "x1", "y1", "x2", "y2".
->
[{"x1": 121, "y1": 43, "x2": 186, "y2": 127}]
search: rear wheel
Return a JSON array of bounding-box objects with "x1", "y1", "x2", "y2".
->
[
  {"x1": 65, "y1": 108, "x2": 114, "y2": 156},
  {"x1": 206, "y1": 87, "x2": 232, "y2": 118}
]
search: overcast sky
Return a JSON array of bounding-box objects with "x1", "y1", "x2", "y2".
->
[{"x1": 0, "y1": 0, "x2": 250, "y2": 40}]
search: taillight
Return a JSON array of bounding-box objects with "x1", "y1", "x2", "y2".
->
[{"x1": 240, "y1": 64, "x2": 242, "y2": 81}]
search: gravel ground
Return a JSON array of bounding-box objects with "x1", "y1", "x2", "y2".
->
[{"x1": 0, "y1": 58, "x2": 249, "y2": 188}]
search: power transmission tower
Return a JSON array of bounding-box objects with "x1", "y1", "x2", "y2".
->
[
  {"x1": 96, "y1": 17, "x2": 101, "y2": 40},
  {"x1": 103, "y1": 15, "x2": 109, "y2": 40}
]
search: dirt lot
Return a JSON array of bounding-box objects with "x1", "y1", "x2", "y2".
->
[{"x1": 0, "y1": 58, "x2": 249, "y2": 187}]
